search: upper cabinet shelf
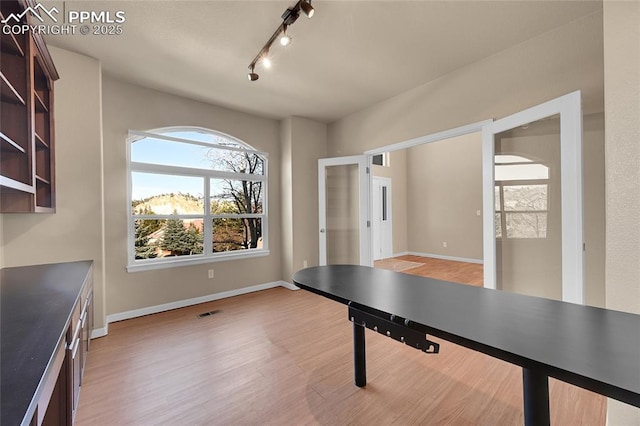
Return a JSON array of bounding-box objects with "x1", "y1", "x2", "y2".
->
[{"x1": 0, "y1": 0, "x2": 59, "y2": 213}]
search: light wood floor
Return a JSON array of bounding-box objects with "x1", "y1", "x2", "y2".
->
[{"x1": 76, "y1": 258, "x2": 604, "y2": 425}]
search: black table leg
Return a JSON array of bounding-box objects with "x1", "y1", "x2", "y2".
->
[
  {"x1": 353, "y1": 321, "x2": 366, "y2": 387},
  {"x1": 522, "y1": 367, "x2": 550, "y2": 426}
]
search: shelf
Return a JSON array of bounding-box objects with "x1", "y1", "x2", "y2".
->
[
  {"x1": 1, "y1": 1, "x2": 58, "y2": 213},
  {"x1": 35, "y1": 174, "x2": 51, "y2": 185},
  {"x1": 34, "y1": 90, "x2": 48, "y2": 112},
  {"x1": 0, "y1": 132, "x2": 26, "y2": 153},
  {"x1": 34, "y1": 206, "x2": 55, "y2": 213},
  {"x1": 0, "y1": 175, "x2": 34, "y2": 194},
  {"x1": 35, "y1": 132, "x2": 49, "y2": 149},
  {"x1": 1, "y1": 72, "x2": 26, "y2": 105},
  {"x1": 0, "y1": 14, "x2": 25, "y2": 57}
]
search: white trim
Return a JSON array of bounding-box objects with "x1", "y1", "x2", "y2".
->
[
  {"x1": 280, "y1": 281, "x2": 300, "y2": 291},
  {"x1": 364, "y1": 120, "x2": 493, "y2": 155},
  {"x1": 106, "y1": 280, "x2": 295, "y2": 324},
  {"x1": 482, "y1": 91, "x2": 584, "y2": 303},
  {"x1": 407, "y1": 252, "x2": 483, "y2": 265},
  {"x1": 318, "y1": 155, "x2": 371, "y2": 266},
  {"x1": 482, "y1": 123, "x2": 497, "y2": 289},
  {"x1": 127, "y1": 249, "x2": 270, "y2": 273},
  {"x1": 90, "y1": 326, "x2": 108, "y2": 339},
  {"x1": 129, "y1": 129, "x2": 269, "y2": 158},
  {"x1": 131, "y1": 162, "x2": 267, "y2": 182}
]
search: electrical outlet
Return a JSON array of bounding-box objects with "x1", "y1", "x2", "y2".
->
[
  {"x1": 476, "y1": 210, "x2": 481, "y2": 216},
  {"x1": 208, "y1": 269, "x2": 214, "y2": 279},
  {"x1": 303, "y1": 260, "x2": 308, "y2": 268},
  {"x1": 442, "y1": 242, "x2": 447, "y2": 248}
]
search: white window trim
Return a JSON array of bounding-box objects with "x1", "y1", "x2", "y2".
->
[{"x1": 126, "y1": 127, "x2": 269, "y2": 273}]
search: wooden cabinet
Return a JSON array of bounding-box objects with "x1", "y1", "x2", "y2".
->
[
  {"x1": 1, "y1": 261, "x2": 94, "y2": 425},
  {"x1": 0, "y1": 0, "x2": 59, "y2": 212},
  {"x1": 66, "y1": 278, "x2": 93, "y2": 420}
]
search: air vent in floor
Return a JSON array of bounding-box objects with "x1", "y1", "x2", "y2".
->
[{"x1": 197, "y1": 309, "x2": 220, "y2": 318}]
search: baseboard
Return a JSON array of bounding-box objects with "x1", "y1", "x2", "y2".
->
[
  {"x1": 90, "y1": 325, "x2": 108, "y2": 339},
  {"x1": 280, "y1": 281, "x2": 300, "y2": 291},
  {"x1": 106, "y1": 280, "x2": 296, "y2": 324},
  {"x1": 407, "y1": 251, "x2": 483, "y2": 264}
]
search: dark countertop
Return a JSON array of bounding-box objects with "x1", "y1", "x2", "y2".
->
[
  {"x1": 293, "y1": 265, "x2": 640, "y2": 408},
  {"x1": 1, "y1": 261, "x2": 93, "y2": 426}
]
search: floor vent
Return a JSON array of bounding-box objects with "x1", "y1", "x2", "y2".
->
[{"x1": 197, "y1": 310, "x2": 220, "y2": 318}]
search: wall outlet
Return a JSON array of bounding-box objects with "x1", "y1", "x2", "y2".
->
[
  {"x1": 476, "y1": 210, "x2": 481, "y2": 216},
  {"x1": 208, "y1": 269, "x2": 214, "y2": 279},
  {"x1": 303, "y1": 260, "x2": 308, "y2": 268},
  {"x1": 442, "y1": 242, "x2": 447, "y2": 248}
]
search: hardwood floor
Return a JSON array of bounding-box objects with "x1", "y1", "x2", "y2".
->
[
  {"x1": 76, "y1": 258, "x2": 605, "y2": 425},
  {"x1": 375, "y1": 255, "x2": 484, "y2": 287}
]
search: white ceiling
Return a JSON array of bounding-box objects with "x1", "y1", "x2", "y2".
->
[{"x1": 46, "y1": 1, "x2": 602, "y2": 123}]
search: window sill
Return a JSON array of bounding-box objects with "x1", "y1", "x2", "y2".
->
[{"x1": 126, "y1": 249, "x2": 270, "y2": 273}]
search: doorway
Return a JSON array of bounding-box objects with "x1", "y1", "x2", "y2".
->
[{"x1": 372, "y1": 176, "x2": 393, "y2": 261}]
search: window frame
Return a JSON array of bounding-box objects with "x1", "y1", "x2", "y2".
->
[
  {"x1": 494, "y1": 154, "x2": 550, "y2": 240},
  {"x1": 126, "y1": 127, "x2": 269, "y2": 272}
]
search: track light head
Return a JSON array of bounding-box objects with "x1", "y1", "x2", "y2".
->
[
  {"x1": 280, "y1": 25, "x2": 292, "y2": 46},
  {"x1": 300, "y1": 0, "x2": 314, "y2": 18},
  {"x1": 248, "y1": 65, "x2": 259, "y2": 81}
]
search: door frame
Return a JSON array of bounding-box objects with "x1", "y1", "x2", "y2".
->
[
  {"x1": 371, "y1": 176, "x2": 393, "y2": 261},
  {"x1": 482, "y1": 90, "x2": 584, "y2": 303},
  {"x1": 318, "y1": 155, "x2": 370, "y2": 266}
]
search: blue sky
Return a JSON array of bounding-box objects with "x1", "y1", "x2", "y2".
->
[{"x1": 130, "y1": 131, "x2": 259, "y2": 201}]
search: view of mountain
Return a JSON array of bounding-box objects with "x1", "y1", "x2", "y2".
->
[{"x1": 132, "y1": 193, "x2": 204, "y2": 215}]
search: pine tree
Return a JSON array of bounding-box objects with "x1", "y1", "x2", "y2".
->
[
  {"x1": 161, "y1": 217, "x2": 190, "y2": 255},
  {"x1": 186, "y1": 223, "x2": 204, "y2": 254},
  {"x1": 134, "y1": 220, "x2": 158, "y2": 259}
]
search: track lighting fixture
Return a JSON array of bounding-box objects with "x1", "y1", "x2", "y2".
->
[{"x1": 247, "y1": 0, "x2": 314, "y2": 82}]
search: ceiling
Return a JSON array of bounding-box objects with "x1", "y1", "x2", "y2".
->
[{"x1": 46, "y1": 1, "x2": 602, "y2": 123}]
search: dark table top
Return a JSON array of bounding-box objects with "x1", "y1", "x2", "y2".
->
[
  {"x1": 1, "y1": 261, "x2": 93, "y2": 426},
  {"x1": 293, "y1": 265, "x2": 640, "y2": 407}
]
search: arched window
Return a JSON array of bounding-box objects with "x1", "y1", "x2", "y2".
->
[
  {"x1": 127, "y1": 127, "x2": 268, "y2": 272},
  {"x1": 494, "y1": 154, "x2": 549, "y2": 239}
]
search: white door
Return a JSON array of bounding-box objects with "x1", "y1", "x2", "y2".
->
[
  {"x1": 372, "y1": 176, "x2": 393, "y2": 261},
  {"x1": 482, "y1": 91, "x2": 584, "y2": 304},
  {"x1": 319, "y1": 156, "x2": 370, "y2": 266}
]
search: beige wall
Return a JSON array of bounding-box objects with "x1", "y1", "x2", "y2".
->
[
  {"x1": 327, "y1": 11, "x2": 604, "y2": 157},
  {"x1": 406, "y1": 132, "x2": 483, "y2": 261},
  {"x1": 101, "y1": 76, "x2": 282, "y2": 316},
  {"x1": 281, "y1": 116, "x2": 327, "y2": 282},
  {"x1": 1, "y1": 47, "x2": 106, "y2": 328},
  {"x1": 603, "y1": 0, "x2": 640, "y2": 422}
]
